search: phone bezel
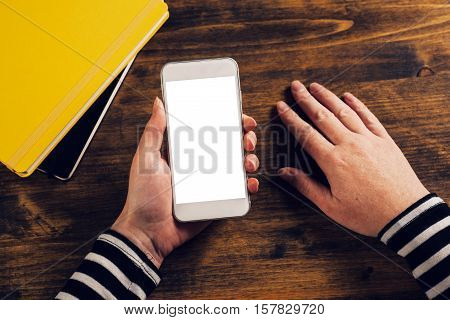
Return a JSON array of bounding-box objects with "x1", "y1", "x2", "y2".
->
[{"x1": 161, "y1": 57, "x2": 250, "y2": 222}]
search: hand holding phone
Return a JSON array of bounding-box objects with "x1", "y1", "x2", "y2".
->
[
  {"x1": 112, "y1": 97, "x2": 259, "y2": 268},
  {"x1": 162, "y1": 58, "x2": 253, "y2": 221}
]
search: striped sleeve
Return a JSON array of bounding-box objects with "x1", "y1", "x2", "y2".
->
[
  {"x1": 56, "y1": 230, "x2": 161, "y2": 300},
  {"x1": 378, "y1": 193, "x2": 450, "y2": 299}
]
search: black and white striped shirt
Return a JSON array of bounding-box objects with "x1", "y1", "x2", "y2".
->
[
  {"x1": 378, "y1": 194, "x2": 449, "y2": 299},
  {"x1": 56, "y1": 230, "x2": 160, "y2": 300},
  {"x1": 57, "y1": 194, "x2": 449, "y2": 300}
]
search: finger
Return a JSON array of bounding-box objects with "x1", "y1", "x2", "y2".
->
[
  {"x1": 244, "y1": 154, "x2": 259, "y2": 173},
  {"x1": 309, "y1": 83, "x2": 368, "y2": 134},
  {"x1": 247, "y1": 178, "x2": 259, "y2": 194},
  {"x1": 243, "y1": 131, "x2": 257, "y2": 151},
  {"x1": 277, "y1": 101, "x2": 333, "y2": 165},
  {"x1": 342, "y1": 92, "x2": 389, "y2": 138},
  {"x1": 243, "y1": 114, "x2": 257, "y2": 132},
  {"x1": 291, "y1": 81, "x2": 348, "y2": 143},
  {"x1": 142, "y1": 97, "x2": 166, "y2": 151},
  {"x1": 278, "y1": 167, "x2": 332, "y2": 210}
]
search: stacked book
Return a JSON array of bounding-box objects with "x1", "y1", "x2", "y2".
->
[{"x1": 0, "y1": 0, "x2": 169, "y2": 177}]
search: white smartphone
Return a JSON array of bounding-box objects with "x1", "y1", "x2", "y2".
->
[{"x1": 161, "y1": 58, "x2": 250, "y2": 222}]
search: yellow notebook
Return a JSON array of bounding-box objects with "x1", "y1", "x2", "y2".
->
[{"x1": 0, "y1": 0, "x2": 169, "y2": 177}]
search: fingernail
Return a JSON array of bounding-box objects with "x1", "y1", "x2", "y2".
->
[
  {"x1": 343, "y1": 92, "x2": 354, "y2": 102},
  {"x1": 152, "y1": 97, "x2": 158, "y2": 113},
  {"x1": 156, "y1": 96, "x2": 165, "y2": 107},
  {"x1": 291, "y1": 80, "x2": 304, "y2": 92},
  {"x1": 278, "y1": 168, "x2": 292, "y2": 182},
  {"x1": 245, "y1": 115, "x2": 257, "y2": 129},
  {"x1": 276, "y1": 101, "x2": 288, "y2": 112},
  {"x1": 309, "y1": 82, "x2": 322, "y2": 93},
  {"x1": 247, "y1": 138, "x2": 255, "y2": 151},
  {"x1": 247, "y1": 158, "x2": 256, "y2": 171},
  {"x1": 252, "y1": 179, "x2": 260, "y2": 192}
]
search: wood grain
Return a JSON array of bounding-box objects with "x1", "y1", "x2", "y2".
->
[{"x1": 0, "y1": 0, "x2": 449, "y2": 299}]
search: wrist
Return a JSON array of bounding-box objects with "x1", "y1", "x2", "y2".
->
[
  {"x1": 381, "y1": 186, "x2": 430, "y2": 232},
  {"x1": 377, "y1": 192, "x2": 439, "y2": 242},
  {"x1": 111, "y1": 219, "x2": 166, "y2": 269}
]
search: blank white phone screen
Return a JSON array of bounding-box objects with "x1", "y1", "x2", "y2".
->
[{"x1": 165, "y1": 76, "x2": 246, "y2": 204}]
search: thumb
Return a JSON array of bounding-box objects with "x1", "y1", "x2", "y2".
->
[
  {"x1": 142, "y1": 97, "x2": 166, "y2": 151},
  {"x1": 278, "y1": 167, "x2": 332, "y2": 210}
]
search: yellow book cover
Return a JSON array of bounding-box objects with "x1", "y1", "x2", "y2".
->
[{"x1": 0, "y1": 0, "x2": 169, "y2": 176}]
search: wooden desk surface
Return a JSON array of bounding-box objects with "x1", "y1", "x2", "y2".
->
[{"x1": 1, "y1": 0, "x2": 449, "y2": 299}]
